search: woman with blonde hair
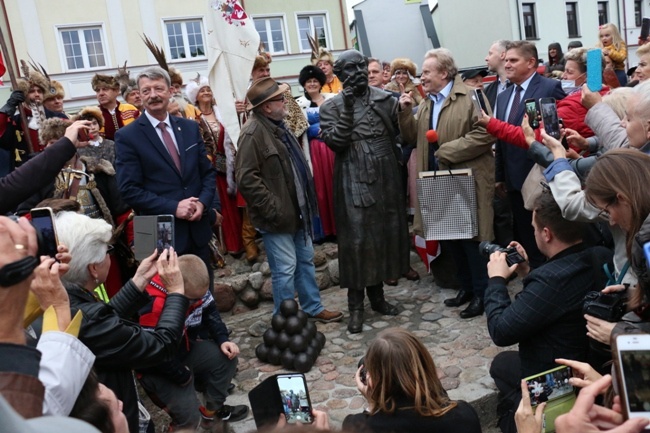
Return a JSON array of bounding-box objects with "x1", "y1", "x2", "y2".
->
[
  {"x1": 597, "y1": 23, "x2": 627, "y2": 85},
  {"x1": 343, "y1": 328, "x2": 481, "y2": 433}
]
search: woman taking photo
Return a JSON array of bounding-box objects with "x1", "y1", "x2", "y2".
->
[{"x1": 343, "y1": 328, "x2": 481, "y2": 433}]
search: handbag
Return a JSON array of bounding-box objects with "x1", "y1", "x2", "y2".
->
[
  {"x1": 521, "y1": 164, "x2": 545, "y2": 211},
  {"x1": 416, "y1": 169, "x2": 478, "y2": 241}
]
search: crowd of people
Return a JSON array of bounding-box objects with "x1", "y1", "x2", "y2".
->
[{"x1": 2, "y1": 14, "x2": 650, "y2": 433}]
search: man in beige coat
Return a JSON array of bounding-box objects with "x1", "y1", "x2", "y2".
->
[{"x1": 398, "y1": 48, "x2": 495, "y2": 318}]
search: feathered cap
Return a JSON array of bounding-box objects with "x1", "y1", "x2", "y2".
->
[
  {"x1": 43, "y1": 80, "x2": 64, "y2": 101},
  {"x1": 308, "y1": 31, "x2": 334, "y2": 66},
  {"x1": 253, "y1": 42, "x2": 272, "y2": 70},
  {"x1": 185, "y1": 73, "x2": 210, "y2": 105},
  {"x1": 91, "y1": 74, "x2": 119, "y2": 91},
  {"x1": 38, "y1": 117, "x2": 71, "y2": 146},
  {"x1": 390, "y1": 58, "x2": 417, "y2": 78},
  {"x1": 73, "y1": 106, "x2": 104, "y2": 129},
  {"x1": 116, "y1": 61, "x2": 137, "y2": 100},
  {"x1": 24, "y1": 58, "x2": 64, "y2": 101},
  {"x1": 298, "y1": 65, "x2": 326, "y2": 87},
  {"x1": 16, "y1": 59, "x2": 49, "y2": 95},
  {"x1": 141, "y1": 34, "x2": 183, "y2": 87}
]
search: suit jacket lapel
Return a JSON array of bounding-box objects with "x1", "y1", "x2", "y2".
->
[
  {"x1": 497, "y1": 86, "x2": 513, "y2": 121},
  {"x1": 139, "y1": 114, "x2": 182, "y2": 177},
  {"x1": 170, "y1": 116, "x2": 187, "y2": 175}
]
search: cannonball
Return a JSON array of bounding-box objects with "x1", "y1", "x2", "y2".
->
[
  {"x1": 268, "y1": 346, "x2": 282, "y2": 365},
  {"x1": 294, "y1": 352, "x2": 312, "y2": 373},
  {"x1": 289, "y1": 334, "x2": 308, "y2": 354},
  {"x1": 304, "y1": 345, "x2": 318, "y2": 361},
  {"x1": 315, "y1": 331, "x2": 326, "y2": 349},
  {"x1": 263, "y1": 328, "x2": 278, "y2": 346},
  {"x1": 276, "y1": 331, "x2": 291, "y2": 350},
  {"x1": 255, "y1": 343, "x2": 269, "y2": 362},
  {"x1": 285, "y1": 316, "x2": 302, "y2": 335},
  {"x1": 295, "y1": 310, "x2": 308, "y2": 326},
  {"x1": 280, "y1": 299, "x2": 299, "y2": 317},
  {"x1": 281, "y1": 348, "x2": 295, "y2": 370},
  {"x1": 271, "y1": 314, "x2": 287, "y2": 332},
  {"x1": 305, "y1": 321, "x2": 317, "y2": 339},
  {"x1": 309, "y1": 338, "x2": 320, "y2": 351},
  {"x1": 300, "y1": 327, "x2": 311, "y2": 342}
]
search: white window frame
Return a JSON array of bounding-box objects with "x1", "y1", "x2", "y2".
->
[
  {"x1": 56, "y1": 24, "x2": 110, "y2": 72},
  {"x1": 252, "y1": 15, "x2": 289, "y2": 55},
  {"x1": 162, "y1": 17, "x2": 207, "y2": 62},
  {"x1": 295, "y1": 12, "x2": 332, "y2": 53}
]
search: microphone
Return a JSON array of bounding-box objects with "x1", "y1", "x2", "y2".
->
[{"x1": 426, "y1": 129, "x2": 438, "y2": 144}]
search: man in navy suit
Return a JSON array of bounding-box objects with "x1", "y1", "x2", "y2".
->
[
  {"x1": 115, "y1": 66, "x2": 216, "y2": 271},
  {"x1": 495, "y1": 41, "x2": 565, "y2": 267}
]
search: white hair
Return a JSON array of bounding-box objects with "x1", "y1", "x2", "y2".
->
[
  {"x1": 633, "y1": 80, "x2": 650, "y2": 122},
  {"x1": 55, "y1": 211, "x2": 112, "y2": 286}
]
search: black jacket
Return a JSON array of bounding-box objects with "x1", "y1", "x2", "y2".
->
[{"x1": 66, "y1": 280, "x2": 188, "y2": 433}]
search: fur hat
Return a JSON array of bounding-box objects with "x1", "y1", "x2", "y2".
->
[
  {"x1": 253, "y1": 42, "x2": 272, "y2": 71},
  {"x1": 299, "y1": 65, "x2": 326, "y2": 87},
  {"x1": 91, "y1": 74, "x2": 119, "y2": 91},
  {"x1": 312, "y1": 48, "x2": 334, "y2": 66},
  {"x1": 74, "y1": 106, "x2": 104, "y2": 129},
  {"x1": 16, "y1": 70, "x2": 49, "y2": 95},
  {"x1": 390, "y1": 58, "x2": 417, "y2": 78},
  {"x1": 185, "y1": 74, "x2": 210, "y2": 105},
  {"x1": 168, "y1": 67, "x2": 183, "y2": 87},
  {"x1": 39, "y1": 117, "x2": 71, "y2": 145},
  {"x1": 43, "y1": 80, "x2": 64, "y2": 102},
  {"x1": 116, "y1": 61, "x2": 137, "y2": 100}
]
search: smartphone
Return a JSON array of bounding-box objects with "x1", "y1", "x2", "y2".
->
[
  {"x1": 524, "y1": 98, "x2": 539, "y2": 128},
  {"x1": 614, "y1": 334, "x2": 650, "y2": 425},
  {"x1": 524, "y1": 365, "x2": 576, "y2": 433},
  {"x1": 586, "y1": 49, "x2": 603, "y2": 92},
  {"x1": 358, "y1": 357, "x2": 367, "y2": 385},
  {"x1": 156, "y1": 215, "x2": 175, "y2": 254},
  {"x1": 470, "y1": 88, "x2": 489, "y2": 115},
  {"x1": 539, "y1": 97, "x2": 561, "y2": 140},
  {"x1": 78, "y1": 128, "x2": 89, "y2": 142},
  {"x1": 641, "y1": 17, "x2": 650, "y2": 42},
  {"x1": 30, "y1": 207, "x2": 59, "y2": 258},
  {"x1": 276, "y1": 374, "x2": 313, "y2": 424}
]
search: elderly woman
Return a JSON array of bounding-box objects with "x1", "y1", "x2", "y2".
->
[
  {"x1": 55, "y1": 211, "x2": 187, "y2": 433},
  {"x1": 384, "y1": 58, "x2": 423, "y2": 105},
  {"x1": 185, "y1": 76, "x2": 244, "y2": 255},
  {"x1": 297, "y1": 65, "x2": 336, "y2": 240}
]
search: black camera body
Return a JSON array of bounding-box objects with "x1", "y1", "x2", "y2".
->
[
  {"x1": 582, "y1": 290, "x2": 628, "y2": 323},
  {"x1": 479, "y1": 241, "x2": 526, "y2": 266},
  {"x1": 358, "y1": 357, "x2": 367, "y2": 385}
]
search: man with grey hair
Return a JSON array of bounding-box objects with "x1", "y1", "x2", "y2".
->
[
  {"x1": 484, "y1": 40, "x2": 510, "y2": 109},
  {"x1": 398, "y1": 47, "x2": 495, "y2": 319},
  {"x1": 116, "y1": 66, "x2": 216, "y2": 275}
]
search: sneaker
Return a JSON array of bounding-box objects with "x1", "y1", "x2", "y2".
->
[
  {"x1": 309, "y1": 309, "x2": 343, "y2": 323},
  {"x1": 216, "y1": 404, "x2": 249, "y2": 422}
]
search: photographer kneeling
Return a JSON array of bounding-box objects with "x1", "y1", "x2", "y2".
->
[{"x1": 485, "y1": 191, "x2": 612, "y2": 433}]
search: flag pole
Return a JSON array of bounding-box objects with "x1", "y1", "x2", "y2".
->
[{"x1": 0, "y1": 2, "x2": 33, "y2": 154}]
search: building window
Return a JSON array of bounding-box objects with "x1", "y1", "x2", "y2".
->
[
  {"x1": 566, "y1": 3, "x2": 579, "y2": 37},
  {"x1": 164, "y1": 20, "x2": 205, "y2": 60},
  {"x1": 635, "y1": 0, "x2": 642, "y2": 27},
  {"x1": 598, "y1": 2, "x2": 609, "y2": 26},
  {"x1": 254, "y1": 17, "x2": 286, "y2": 54},
  {"x1": 522, "y1": 3, "x2": 538, "y2": 40},
  {"x1": 297, "y1": 14, "x2": 329, "y2": 52},
  {"x1": 59, "y1": 27, "x2": 106, "y2": 71}
]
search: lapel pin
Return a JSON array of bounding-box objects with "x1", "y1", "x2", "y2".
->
[{"x1": 178, "y1": 127, "x2": 181, "y2": 131}]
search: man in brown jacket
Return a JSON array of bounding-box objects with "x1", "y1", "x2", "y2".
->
[
  {"x1": 398, "y1": 48, "x2": 495, "y2": 319},
  {"x1": 235, "y1": 78, "x2": 342, "y2": 323}
]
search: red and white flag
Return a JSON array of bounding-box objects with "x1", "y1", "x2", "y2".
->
[
  {"x1": 414, "y1": 235, "x2": 440, "y2": 273},
  {"x1": 206, "y1": 0, "x2": 260, "y2": 147}
]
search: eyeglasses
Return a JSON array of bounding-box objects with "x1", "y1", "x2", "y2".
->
[
  {"x1": 106, "y1": 244, "x2": 115, "y2": 254},
  {"x1": 593, "y1": 200, "x2": 615, "y2": 219},
  {"x1": 268, "y1": 95, "x2": 286, "y2": 103}
]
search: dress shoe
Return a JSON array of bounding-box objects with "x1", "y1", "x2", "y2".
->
[
  {"x1": 459, "y1": 297, "x2": 484, "y2": 319},
  {"x1": 403, "y1": 267, "x2": 420, "y2": 281},
  {"x1": 308, "y1": 309, "x2": 343, "y2": 323},
  {"x1": 370, "y1": 300, "x2": 399, "y2": 316},
  {"x1": 348, "y1": 310, "x2": 364, "y2": 333},
  {"x1": 383, "y1": 278, "x2": 398, "y2": 286},
  {"x1": 443, "y1": 290, "x2": 473, "y2": 307}
]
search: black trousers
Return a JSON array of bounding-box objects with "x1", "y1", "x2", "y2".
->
[{"x1": 490, "y1": 351, "x2": 522, "y2": 433}]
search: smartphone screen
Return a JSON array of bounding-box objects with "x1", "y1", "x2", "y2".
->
[
  {"x1": 616, "y1": 335, "x2": 650, "y2": 422},
  {"x1": 156, "y1": 215, "x2": 175, "y2": 254},
  {"x1": 524, "y1": 99, "x2": 539, "y2": 128},
  {"x1": 525, "y1": 366, "x2": 574, "y2": 406},
  {"x1": 539, "y1": 98, "x2": 561, "y2": 140},
  {"x1": 277, "y1": 374, "x2": 313, "y2": 424},
  {"x1": 472, "y1": 88, "x2": 489, "y2": 114},
  {"x1": 30, "y1": 207, "x2": 59, "y2": 258}
]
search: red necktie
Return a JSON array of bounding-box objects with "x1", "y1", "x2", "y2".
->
[{"x1": 158, "y1": 122, "x2": 181, "y2": 173}]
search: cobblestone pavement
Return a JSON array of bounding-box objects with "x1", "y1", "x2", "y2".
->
[{"x1": 208, "y1": 260, "x2": 520, "y2": 433}]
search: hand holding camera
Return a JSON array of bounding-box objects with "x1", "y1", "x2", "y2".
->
[{"x1": 482, "y1": 241, "x2": 528, "y2": 279}]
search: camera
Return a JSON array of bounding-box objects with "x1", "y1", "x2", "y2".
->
[
  {"x1": 478, "y1": 241, "x2": 526, "y2": 266},
  {"x1": 358, "y1": 357, "x2": 367, "y2": 385},
  {"x1": 582, "y1": 290, "x2": 628, "y2": 322}
]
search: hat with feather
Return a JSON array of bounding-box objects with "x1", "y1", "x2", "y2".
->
[
  {"x1": 185, "y1": 73, "x2": 210, "y2": 105},
  {"x1": 16, "y1": 59, "x2": 49, "y2": 95},
  {"x1": 24, "y1": 57, "x2": 64, "y2": 101},
  {"x1": 141, "y1": 34, "x2": 183, "y2": 87},
  {"x1": 116, "y1": 61, "x2": 137, "y2": 100},
  {"x1": 308, "y1": 31, "x2": 334, "y2": 66},
  {"x1": 253, "y1": 42, "x2": 272, "y2": 71}
]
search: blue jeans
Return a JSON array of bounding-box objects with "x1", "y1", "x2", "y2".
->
[{"x1": 261, "y1": 230, "x2": 324, "y2": 316}]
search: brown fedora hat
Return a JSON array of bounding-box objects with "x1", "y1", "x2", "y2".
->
[{"x1": 246, "y1": 77, "x2": 289, "y2": 110}]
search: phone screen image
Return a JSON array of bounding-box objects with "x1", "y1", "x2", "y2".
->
[
  {"x1": 277, "y1": 374, "x2": 313, "y2": 424},
  {"x1": 619, "y1": 350, "x2": 650, "y2": 415},
  {"x1": 524, "y1": 365, "x2": 576, "y2": 433},
  {"x1": 156, "y1": 216, "x2": 174, "y2": 254},
  {"x1": 540, "y1": 99, "x2": 560, "y2": 140},
  {"x1": 524, "y1": 99, "x2": 539, "y2": 128},
  {"x1": 30, "y1": 208, "x2": 59, "y2": 257}
]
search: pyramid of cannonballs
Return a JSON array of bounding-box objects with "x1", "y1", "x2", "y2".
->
[{"x1": 255, "y1": 299, "x2": 326, "y2": 373}]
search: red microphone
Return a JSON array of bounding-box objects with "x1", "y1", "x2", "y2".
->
[{"x1": 426, "y1": 129, "x2": 438, "y2": 144}]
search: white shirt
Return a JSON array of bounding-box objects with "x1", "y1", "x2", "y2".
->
[
  {"x1": 145, "y1": 111, "x2": 180, "y2": 153},
  {"x1": 504, "y1": 72, "x2": 536, "y2": 122}
]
